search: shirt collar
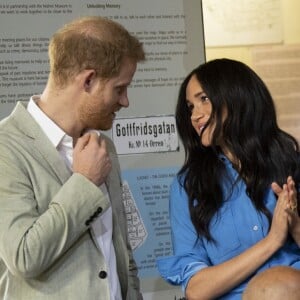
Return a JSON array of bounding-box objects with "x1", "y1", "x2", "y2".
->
[{"x1": 27, "y1": 95, "x2": 68, "y2": 148}]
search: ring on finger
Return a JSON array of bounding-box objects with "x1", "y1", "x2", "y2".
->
[{"x1": 291, "y1": 203, "x2": 298, "y2": 212}]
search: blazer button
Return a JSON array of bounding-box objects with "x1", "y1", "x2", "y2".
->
[
  {"x1": 93, "y1": 207, "x2": 103, "y2": 218},
  {"x1": 99, "y1": 270, "x2": 107, "y2": 279},
  {"x1": 85, "y1": 219, "x2": 91, "y2": 226}
]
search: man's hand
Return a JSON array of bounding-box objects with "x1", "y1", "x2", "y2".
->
[{"x1": 72, "y1": 132, "x2": 111, "y2": 186}]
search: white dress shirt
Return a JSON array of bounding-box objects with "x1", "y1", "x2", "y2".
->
[{"x1": 27, "y1": 96, "x2": 122, "y2": 300}]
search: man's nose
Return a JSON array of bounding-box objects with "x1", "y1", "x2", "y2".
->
[{"x1": 119, "y1": 93, "x2": 129, "y2": 107}]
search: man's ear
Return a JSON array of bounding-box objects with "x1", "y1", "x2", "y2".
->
[{"x1": 83, "y1": 69, "x2": 96, "y2": 91}]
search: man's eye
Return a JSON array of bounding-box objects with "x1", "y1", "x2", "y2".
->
[{"x1": 116, "y1": 87, "x2": 125, "y2": 95}]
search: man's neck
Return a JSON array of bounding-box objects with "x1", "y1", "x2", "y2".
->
[{"x1": 38, "y1": 82, "x2": 83, "y2": 139}]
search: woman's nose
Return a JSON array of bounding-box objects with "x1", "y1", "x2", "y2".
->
[{"x1": 191, "y1": 108, "x2": 204, "y2": 121}]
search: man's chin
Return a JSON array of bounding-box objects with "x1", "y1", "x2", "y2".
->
[{"x1": 97, "y1": 122, "x2": 113, "y2": 131}]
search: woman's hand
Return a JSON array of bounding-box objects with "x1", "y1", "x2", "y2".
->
[
  {"x1": 271, "y1": 176, "x2": 300, "y2": 247},
  {"x1": 268, "y1": 184, "x2": 290, "y2": 248}
]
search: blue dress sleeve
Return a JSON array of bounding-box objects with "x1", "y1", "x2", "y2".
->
[{"x1": 156, "y1": 176, "x2": 210, "y2": 291}]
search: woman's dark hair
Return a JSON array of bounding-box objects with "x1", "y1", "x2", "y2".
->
[{"x1": 176, "y1": 58, "x2": 299, "y2": 241}]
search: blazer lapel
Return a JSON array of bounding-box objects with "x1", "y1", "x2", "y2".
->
[{"x1": 11, "y1": 102, "x2": 72, "y2": 184}]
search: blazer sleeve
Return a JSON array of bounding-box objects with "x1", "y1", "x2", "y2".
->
[{"x1": 0, "y1": 137, "x2": 110, "y2": 278}]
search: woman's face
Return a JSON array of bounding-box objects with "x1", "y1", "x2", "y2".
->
[{"x1": 186, "y1": 75, "x2": 214, "y2": 146}]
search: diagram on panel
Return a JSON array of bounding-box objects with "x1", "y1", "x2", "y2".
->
[{"x1": 122, "y1": 181, "x2": 148, "y2": 250}]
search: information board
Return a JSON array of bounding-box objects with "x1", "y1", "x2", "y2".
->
[{"x1": 0, "y1": 1, "x2": 205, "y2": 298}]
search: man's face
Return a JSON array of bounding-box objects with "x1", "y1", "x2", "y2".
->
[{"x1": 79, "y1": 57, "x2": 137, "y2": 131}]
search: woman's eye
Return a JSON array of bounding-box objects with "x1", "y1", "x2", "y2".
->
[
  {"x1": 187, "y1": 104, "x2": 193, "y2": 112},
  {"x1": 200, "y1": 95, "x2": 209, "y2": 102}
]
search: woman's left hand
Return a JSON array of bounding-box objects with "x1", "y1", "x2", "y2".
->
[{"x1": 272, "y1": 176, "x2": 300, "y2": 247}]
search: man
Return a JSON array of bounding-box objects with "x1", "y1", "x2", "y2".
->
[
  {"x1": 242, "y1": 266, "x2": 300, "y2": 300},
  {"x1": 0, "y1": 16, "x2": 145, "y2": 299}
]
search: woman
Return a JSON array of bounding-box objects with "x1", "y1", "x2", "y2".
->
[{"x1": 157, "y1": 59, "x2": 300, "y2": 299}]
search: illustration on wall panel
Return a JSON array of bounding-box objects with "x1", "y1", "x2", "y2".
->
[{"x1": 122, "y1": 180, "x2": 148, "y2": 250}]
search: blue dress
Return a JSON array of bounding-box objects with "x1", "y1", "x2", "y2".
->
[{"x1": 157, "y1": 155, "x2": 300, "y2": 299}]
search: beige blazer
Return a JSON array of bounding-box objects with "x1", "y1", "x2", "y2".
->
[{"x1": 0, "y1": 102, "x2": 142, "y2": 300}]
